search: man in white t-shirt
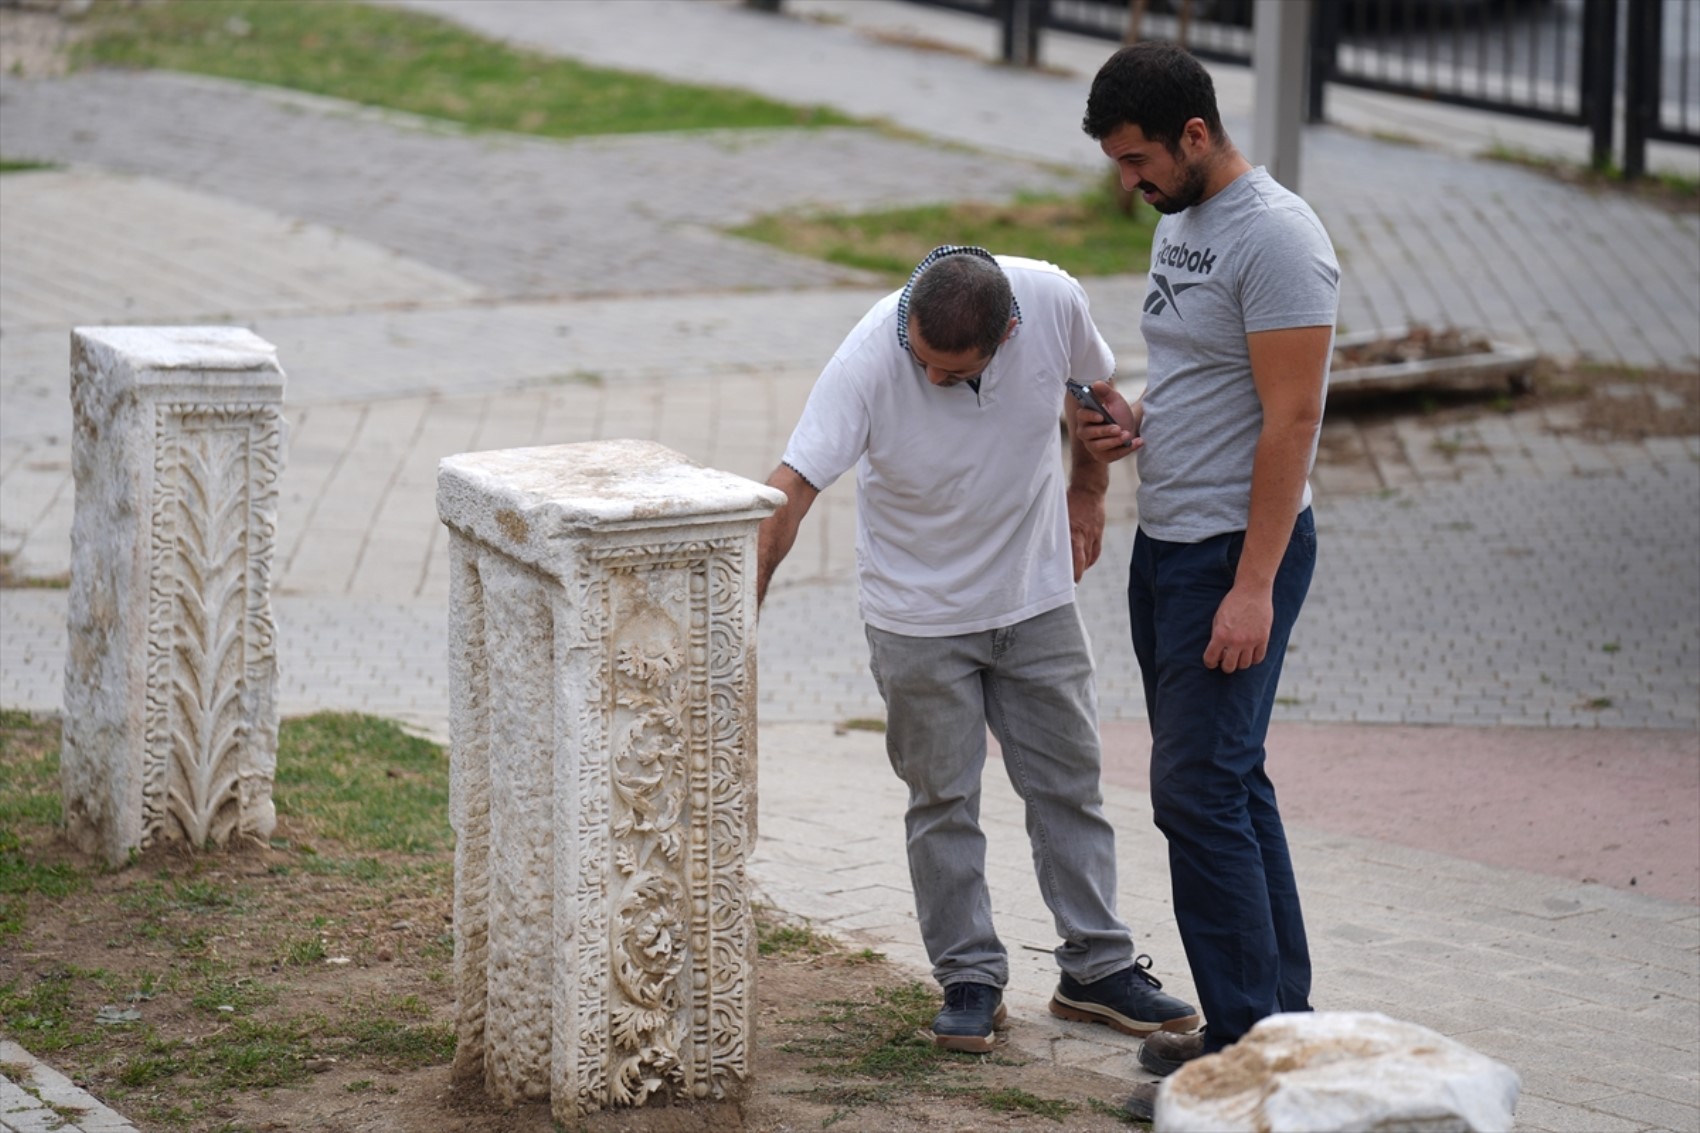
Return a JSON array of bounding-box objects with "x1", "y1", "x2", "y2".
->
[{"x1": 756, "y1": 246, "x2": 1198, "y2": 1054}]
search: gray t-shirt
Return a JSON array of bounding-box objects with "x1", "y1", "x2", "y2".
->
[{"x1": 1136, "y1": 166, "x2": 1339, "y2": 542}]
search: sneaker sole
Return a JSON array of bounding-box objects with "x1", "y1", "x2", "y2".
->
[
  {"x1": 1048, "y1": 994, "x2": 1200, "y2": 1037},
  {"x1": 1122, "y1": 1087, "x2": 1157, "y2": 1122},
  {"x1": 926, "y1": 1003, "x2": 1009, "y2": 1053}
]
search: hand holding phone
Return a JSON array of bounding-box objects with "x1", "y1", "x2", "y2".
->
[
  {"x1": 1065, "y1": 380, "x2": 1113, "y2": 424},
  {"x1": 1066, "y1": 380, "x2": 1135, "y2": 449}
]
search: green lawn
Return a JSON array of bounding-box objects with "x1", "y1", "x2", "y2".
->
[
  {"x1": 76, "y1": 0, "x2": 856, "y2": 138},
  {"x1": 731, "y1": 179, "x2": 1159, "y2": 282}
]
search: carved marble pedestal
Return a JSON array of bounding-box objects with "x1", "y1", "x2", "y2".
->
[
  {"x1": 62, "y1": 327, "x2": 286, "y2": 866},
  {"x1": 437, "y1": 440, "x2": 782, "y2": 1120}
]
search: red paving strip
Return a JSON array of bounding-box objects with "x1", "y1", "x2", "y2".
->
[{"x1": 1096, "y1": 720, "x2": 1700, "y2": 906}]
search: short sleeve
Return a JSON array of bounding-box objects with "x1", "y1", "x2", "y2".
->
[
  {"x1": 1239, "y1": 206, "x2": 1340, "y2": 334},
  {"x1": 780, "y1": 356, "x2": 870, "y2": 493},
  {"x1": 1062, "y1": 273, "x2": 1118, "y2": 383}
]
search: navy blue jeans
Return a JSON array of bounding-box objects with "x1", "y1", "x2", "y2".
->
[{"x1": 1128, "y1": 509, "x2": 1316, "y2": 1052}]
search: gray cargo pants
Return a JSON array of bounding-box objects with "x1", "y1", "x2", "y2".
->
[{"x1": 865, "y1": 602, "x2": 1135, "y2": 989}]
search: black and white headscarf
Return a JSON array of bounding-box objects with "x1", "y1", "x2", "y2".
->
[{"x1": 894, "y1": 245, "x2": 1023, "y2": 353}]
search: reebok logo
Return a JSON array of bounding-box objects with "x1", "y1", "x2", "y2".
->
[
  {"x1": 1154, "y1": 238, "x2": 1218, "y2": 275},
  {"x1": 1143, "y1": 273, "x2": 1202, "y2": 317}
]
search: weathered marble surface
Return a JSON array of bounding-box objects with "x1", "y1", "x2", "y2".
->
[
  {"x1": 61, "y1": 326, "x2": 286, "y2": 865},
  {"x1": 439, "y1": 439, "x2": 781, "y2": 1121},
  {"x1": 1157, "y1": 1011, "x2": 1521, "y2": 1133}
]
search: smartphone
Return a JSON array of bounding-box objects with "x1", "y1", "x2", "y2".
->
[{"x1": 1065, "y1": 380, "x2": 1114, "y2": 426}]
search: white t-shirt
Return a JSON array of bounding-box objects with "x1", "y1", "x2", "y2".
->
[{"x1": 781, "y1": 256, "x2": 1116, "y2": 636}]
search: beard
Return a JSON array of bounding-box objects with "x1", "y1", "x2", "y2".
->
[{"x1": 1140, "y1": 158, "x2": 1211, "y2": 215}]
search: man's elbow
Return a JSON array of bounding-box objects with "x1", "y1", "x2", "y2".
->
[{"x1": 1265, "y1": 399, "x2": 1321, "y2": 441}]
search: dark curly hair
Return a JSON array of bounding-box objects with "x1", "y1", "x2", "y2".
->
[{"x1": 1081, "y1": 42, "x2": 1224, "y2": 152}]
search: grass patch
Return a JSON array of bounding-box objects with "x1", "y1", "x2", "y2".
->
[
  {"x1": 0, "y1": 709, "x2": 465, "y2": 1120},
  {"x1": 982, "y1": 1085, "x2": 1078, "y2": 1119},
  {"x1": 190, "y1": 978, "x2": 279, "y2": 1017},
  {"x1": 143, "y1": 1016, "x2": 320, "y2": 1092},
  {"x1": 75, "y1": 0, "x2": 855, "y2": 138},
  {"x1": 0, "y1": 967, "x2": 101, "y2": 1055},
  {"x1": 770, "y1": 942, "x2": 1100, "y2": 1125},
  {"x1": 0, "y1": 712, "x2": 80, "y2": 939},
  {"x1": 331, "y1": 1005, "x2": 456, "y2": 1068},
  {"x1": 274, "y1": 712, "x2": 451, "y2": 855},
  {"x1": 1481, "y1": 144, "x2": 1699, "y2": 213},
  {"x1": 0, "y1": 158, "x2": 56, "y2": 174},
  {"x1": 730, "y1": 182, "x2": 1159, "y2": 284},
  {"x1": 2, "y1": 705, "x2": 1136, "y2": 1126},
  {"x1": 280, "y1": 934, "x2": 329, "y2": 967},
  {"x1": 1368, "y1": 129, "x2": 1423, "y2": 148},
  {"x1": 784, "y1": 978, "x2": 1006, "y2": 1122},
  {"x1": 758, "y1": 913, "x2": 837, "y2": 957},
  {"x1": 1089, "y1": 1095, "x2": 1141, "y2": 1122}
]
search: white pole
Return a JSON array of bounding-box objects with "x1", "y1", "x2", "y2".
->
[{"x1": 1253, "y1": 0, "x2": 1311, "y2": 193}]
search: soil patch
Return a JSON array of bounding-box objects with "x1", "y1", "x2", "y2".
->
[
  {"x1": 1325, "y1": 347, "x2": 1700, "y2": 444},
  {"x1": 1, "y1": 711, "x2": 1141, "y2": 1132},
  {"x1": 0, "y1": 4, "x2": 81, "y2": 80},
  {"x1": 1333, "y1": 324, "x2": 1497, "y2": 368}
]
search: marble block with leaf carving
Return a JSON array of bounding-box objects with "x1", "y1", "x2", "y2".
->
[
  {"x1": 438, "y1": 439, "x2": 782, "y2": 1121},
  {"x1": 1156, "y1": 1011, "x2": 1521, "y2": 1133},
  {"x1": 61, "y1": 327, "x2": 286, "y2": 866}
]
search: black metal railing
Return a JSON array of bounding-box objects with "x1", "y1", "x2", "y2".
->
[
  {"x1": 1043, "y1": 0, "x2": 1255, "y2": 65},
  {"x1": 1309, "y1": 0, "x2": 1619, "y2": 168},
  {"x1": 893, "y1": 0, "x2": 1698, "y2": 177},
  {"x1": 1624, "y1": 0, "x2": 1700, "y2": 177}
]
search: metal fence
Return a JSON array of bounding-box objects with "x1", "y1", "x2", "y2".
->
[
  {"x1": 1309, "y1": 0, "x2": 1620, "y2": 167},
  {"x1": 1044, "y1": 0, "x2": 1255, "y2": 65},
  {"x1": 1624, "y1": 0, "x2": 1700, "y2": 176},
  {"x1": 895, "y1": 0, "x2": 1699, "y2": 177}
]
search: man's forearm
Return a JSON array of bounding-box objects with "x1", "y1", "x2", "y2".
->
[
  {"x1": 1068, "y1": 430, "x2": 1111, "y2": 495},
  {"x1": 755, "y1": 518, "x2": 795, "y2": 606},
  {"x1": 755, "y1": 465, "x2": 818, "y2": 607},
  {"x1": 1236, "y1": 420, "x2": 1317, "y2": 591}
]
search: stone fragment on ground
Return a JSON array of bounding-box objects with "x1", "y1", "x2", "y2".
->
[{"x1": 1156, "y1": 1011, "x2": 1520, "y2": 1133}]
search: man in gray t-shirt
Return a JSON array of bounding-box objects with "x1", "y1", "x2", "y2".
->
[{"x1": 1076, "y1": 41, "x2": 1340, "y2": 1121}]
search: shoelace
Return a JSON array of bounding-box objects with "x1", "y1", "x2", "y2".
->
[
  {"x1": 1131, "y1": 953, "x2": 1164, "y2": 989},
  {"x1": 943, "y1": 983, "x2": 993, "y2": 1010}
]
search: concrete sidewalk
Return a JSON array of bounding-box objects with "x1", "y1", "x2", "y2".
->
[
  {"x1": 1, "y1": 1, "x2": 1696, "y2": 1129},
  {"x1": 754, "y1": 722, "x2": 1700, "y2": 1133}
]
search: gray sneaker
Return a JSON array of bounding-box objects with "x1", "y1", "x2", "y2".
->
[
  {"x1": 927, "y1": 982, "x2": 1007, "y2": 1053},
  {"x1": 1048, "y1": 955, "x2": 1200, "y2": 1036}
]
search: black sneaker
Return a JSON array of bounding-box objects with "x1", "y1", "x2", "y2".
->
[
  {"x1": 1048, "y1": 955, "x2": 1200, "y2": 1036},
  {"x1": 1123, "y1": 1080, "x2": 1159, "y2": 1122},
  {"x1": 1139, "y1": 1028, "x2": 1205, "y2": 1076},
  {"x1": 927, "y1": 982, "x2": 1007, "y2": 1053}
]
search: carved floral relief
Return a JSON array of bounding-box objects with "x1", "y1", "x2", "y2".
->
[
  {"x1": 144, "y1": 403, "x2": 282, "y2": 850},
  {"x1": 445, "y1": 497, "x2": 761, "y2": 1121}
]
